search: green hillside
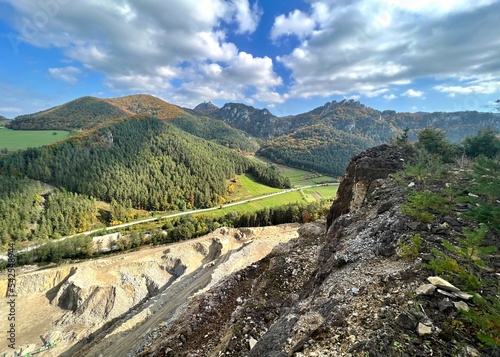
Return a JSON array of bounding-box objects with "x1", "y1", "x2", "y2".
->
[
  {"x1": 258, "y1": 124, "x2": 373, "y2": 176},
  {"x1": 0, "y1": 126, "x2": 69, "y2": 151},
  {"x1": 171, "y1": 112, "x2": 259, "y2": 152},
  {"x1": 6, "y1": 96, "x2": 129, "y2": 131},
  {"x1": 0, "y1": 176, "x2": 99, "y2": 245},
  {"x1": 0, "y1": 116, "x2": 288, "y2": 212}
]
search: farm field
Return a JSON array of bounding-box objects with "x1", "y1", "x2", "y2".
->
[
  {"x1": 246, "y1": 154, "x2": 338, "y2": 187},
  {"x1": 303, "y1": 185, "x2": 338, "y2": 201},
  {"x1": 0, "y1": 126, "x2": 69, "y2": 151},
  {"x1": 214, "y1": 190, "x2": 305, "y2": 216},
  {"x1": 226, "y1": 174, "x2": 281, "y2": 202}
]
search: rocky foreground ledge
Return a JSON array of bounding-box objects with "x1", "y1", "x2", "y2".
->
[{"x1": 142, "y1": 144, "x2": 494, "y2": 357}]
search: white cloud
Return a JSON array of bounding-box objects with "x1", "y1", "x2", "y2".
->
[
  {"x1": 383, "y1": 94, "x2": 397, "y2": 100},
  {"x1": 274, "y1": 0, "x2": 500, "y2": 101},
  {"x1": 271, "y1": 10, "x2": 316, "y2": 40},
  {"x1": 0, "y1": 107, "x2": 22, "y2": 113},
  {"x1": 48, "y1": 66, "x2": 82, "y2": 83},
  {"x1": 434, "y1": 79, "x2": 500, "y2": 95},
  {"x1": 230, "y1": 0, "x2": 262, "y2": 34},
  {"x1": 4, "y1": 0, "x2": 280, "y2": 108},
  {"x1": 402, "y1": 89, "x2": 424, "y2": 98}
]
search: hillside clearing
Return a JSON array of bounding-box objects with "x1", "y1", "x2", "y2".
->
[
  {"x1": 246, "y1": 154, "x2": 337, "y2": 187},
  {"x1": 0, "y1": 127, "x2": 69, "y2": 151}
]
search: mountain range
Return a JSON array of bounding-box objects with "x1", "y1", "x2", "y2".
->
[{"x1": 5, "y1": 94, "x2": 500, "y2": 177}]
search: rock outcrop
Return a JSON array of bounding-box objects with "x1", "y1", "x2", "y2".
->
[
  {"x1": 326, "y1": 144, "x2": 413, "y2": 227},
  {"x1": 144, "y1": 144, "x2": 491, "y2": 357}
]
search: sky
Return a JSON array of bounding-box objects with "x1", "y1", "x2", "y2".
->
[{"x1": 0, "y1": 0, "x2": 499, "y2": 118}]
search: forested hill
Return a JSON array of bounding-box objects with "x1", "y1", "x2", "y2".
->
[
  {"x1": 6, "y1": 94, "x2": 185, "y2": 131},
  {"x1": 105, "y1": 94, "x2": 184, "y2": 120},
  {"x1": 0, "y1": 116, "x2": 289, "y2": 211},
  {"x1": 6, "y1": 94, "x2": 258, "y2": 151},
  {"x1": 203, "y1": 99, "x2": 500, "y2": 176},
  {"x1": 6, "y1": 96, "x2": 130, "y2": 130},
  {"x1": 258, "y1": 124, "x2": 374, "y2": 176},
  {"x1": 0, "y1": 115, "x2": 8, "y2": 122}
]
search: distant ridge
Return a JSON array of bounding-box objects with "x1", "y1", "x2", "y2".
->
[
  {"x1": 5, "y1": 94, "x2": 500, "y2": 177},
  {"x1": 6, "y1": 96, "x2": 130, "y2": 131},
  {"x1": 6, "y1": 94, "x2": 186, "y2": 131}
]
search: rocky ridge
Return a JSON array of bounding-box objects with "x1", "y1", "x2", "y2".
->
[{"x1": 143, "y1": 144, "x2": 494, "y2": 357}]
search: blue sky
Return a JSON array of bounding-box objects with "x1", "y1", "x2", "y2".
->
[{"x1": 0, "y1": 0, "x2": 499, "y2": 118}]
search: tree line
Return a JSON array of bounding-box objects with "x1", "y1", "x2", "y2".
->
[
  {"x1": 0, "y1": 117, "x2": 289, "y2": 213},
  {"x1": 0, "y1": 176, "x2": 98, "y2": 246}
]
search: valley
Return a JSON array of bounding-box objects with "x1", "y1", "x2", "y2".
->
[{"x1": 0, "y1": 93, "x2": 498, "y2": 357}]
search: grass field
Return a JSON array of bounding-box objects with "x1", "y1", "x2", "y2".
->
[
  {"x1": 213, "y1": 190, "x2": 305, "y2": 216},
  {"x1": 246, "y1": 154, "x2": 338, "y2": 187},
  {"x1": 303, "y1": 185, "x2": 338, "y2": 201},
  {"x1": 0, "y1": 126, "x2": 69, "y2": 151},
  {"x1": 227, "y1": 174, "x2": 281, "y2": 202}
]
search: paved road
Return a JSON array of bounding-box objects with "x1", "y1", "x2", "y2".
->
[{"x1": 0, "y1": 183, "x2": 338, "y2": 260}]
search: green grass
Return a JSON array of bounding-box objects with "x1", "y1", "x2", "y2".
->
[
  {"x1": 246, "y1": 154, "x2": 337, "y2": 187},
  {"x1": 214, "y1": 191, "x2": 306, "y2": 216},
  {"x1": 226, "y1": 174, "x2": 281, "y2": 202},
  {"x1": 0, "y1": 126, "x2": 69, "y2": 151},
  {"x1": 303, "y1": 185, "x2": 338, "y2": 201}
]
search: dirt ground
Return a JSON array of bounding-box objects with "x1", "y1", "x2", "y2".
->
[{"x1": 0, "y1": 224, "x2": 300, "y2": 357}]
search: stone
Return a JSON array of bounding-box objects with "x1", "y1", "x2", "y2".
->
[
  {"x1": 415, "y1": 284, "x2": 436, "y2": 296},
  {"x1": 453, "y1": 291, "x2": 473, "y2": 300},
  {"x1": 454, "y1": 301, "x2": 470, "y2": 312},
  {"x1": 417, "y1": 322, "x2": 433, "y2": 336},
  {"x1": 249, "y1": 337, "x2": 258, "y2": 350},
  {"x1": 406, "y1": 222, "x2": 420, "y2": 231},
  {"x1": 437, "y1": 289, "x2": 456, "y2": 298},
  {"x1": 427, "y1": 276, "x2": 460, "y2": 292},
  {"x1": 466, "y1": 345, "x2": 481, "y2": 357}
]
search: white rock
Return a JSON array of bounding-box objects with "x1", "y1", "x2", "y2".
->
[
  {"x1": 417, "y1": 323, "x2": 433, "y2": 336},
  {"x1": 416, "y1": 284, "x2": 436, "y2": 295},
  {"x1": 453, "y1": 291, "x2": 474, "y2": 300},
  {"x1": 427, "y1": 276, "x2": 460, "y2": 292},
  {"x1": 249, "y1": 337, "x2": 258, "y2": 350},
  {"x1": 437, "y1": 288, "x2": 456, "y2": 298},
  {"x1": 454, "y1": 301, "x2": 470, "y2": 312},
  {"x1": 466, "y1": 345, "x2": 481, "y2": 357}
]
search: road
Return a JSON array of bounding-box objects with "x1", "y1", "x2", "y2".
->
[{"x1": 0, "y1": 183, "x2": 337, "y2": 260}]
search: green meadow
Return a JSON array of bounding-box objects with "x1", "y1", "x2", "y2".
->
[{"x1": 0, "y1": 125, "x2": 69, "y2": 151}]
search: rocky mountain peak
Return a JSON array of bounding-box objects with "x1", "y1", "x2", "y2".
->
[{"x1": 193, "y1": 101, "x2": 219, "y2": 114}]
